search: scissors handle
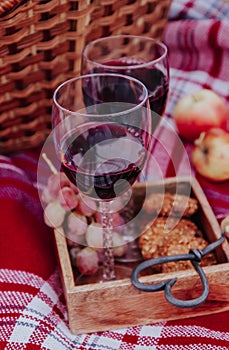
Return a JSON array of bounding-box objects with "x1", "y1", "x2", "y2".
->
[{"x1": 131, "y1": 231, "x2": 226, "y2": 308}]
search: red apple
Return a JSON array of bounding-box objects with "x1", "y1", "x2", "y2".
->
[
  {"x1": 173, "y1": 89, "x2": 228, "y2": 142},
  {"x1": 192, "y1": 128, "x2": 229, "y2": 181}
]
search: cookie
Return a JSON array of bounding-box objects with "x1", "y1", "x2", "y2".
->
[
  {"x1": 143, "y1": 193, "x2": 198, "y2": 218},
  {"x1": 138, "y1": 217, "x2": 216, "y2": 273}
]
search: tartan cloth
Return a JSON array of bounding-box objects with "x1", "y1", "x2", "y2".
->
[{"x1": 0, "y1": 0, "x2": 229, "y2": 348}]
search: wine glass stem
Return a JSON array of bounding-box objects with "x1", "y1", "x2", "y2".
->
[{"x1": 99, "y1": 201, "x2": 116, "y2": 281}]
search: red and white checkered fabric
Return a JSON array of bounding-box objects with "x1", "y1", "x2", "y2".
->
[{"x1": 0, "y1": 0, "x2": 229, "y2": 348}]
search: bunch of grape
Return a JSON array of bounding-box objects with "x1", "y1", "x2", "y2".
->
[{"x1": 41, "y1": 171, "x2": 127, "y2": 276}]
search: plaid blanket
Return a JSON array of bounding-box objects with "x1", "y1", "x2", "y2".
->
[{"x1": 0, "y1": 0, "x2": 229, "y2": 348}]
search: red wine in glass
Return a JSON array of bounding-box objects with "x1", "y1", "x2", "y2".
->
[
  {"x1": 61, "y1": 123, "x2": 147, "y2": 200},
  {"x1": 92, "y1": 59, "x2": 169, "y2": 118}
]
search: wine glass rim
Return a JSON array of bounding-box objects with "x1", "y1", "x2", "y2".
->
[
  {"x1": 53, "y1": 72, "x2": 149, "y2": 117},
  {"x1": 83, "y1": 34, "x2": 168, "y2": 69}
]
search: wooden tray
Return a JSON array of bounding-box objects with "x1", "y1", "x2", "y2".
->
[{"x1": 53, "y1": 176, "x2": 229, "y2": 335}]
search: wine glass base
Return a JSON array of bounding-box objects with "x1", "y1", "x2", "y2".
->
[{"x1": 74, "y1": 265, "x2": 132, "y2": 286}]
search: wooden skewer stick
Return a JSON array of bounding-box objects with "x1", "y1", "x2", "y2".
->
[{"x1": 42, "y1": 153, "x2": 58, "y2": 174}]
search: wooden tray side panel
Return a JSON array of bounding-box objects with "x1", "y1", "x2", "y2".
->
[
  {"x1": 66, "y1": 264, "x2": 229, "y2": 334},
  {"x1": 190, "y1": 177, "x2": 229, "y2": 261},
  {"x1": 54, "y1": 228, "x2": 75, "y2": 292}
]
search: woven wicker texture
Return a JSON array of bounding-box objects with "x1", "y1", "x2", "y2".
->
[{"x1": 0, "y1": 0, "x2": 172, "y2": 154}]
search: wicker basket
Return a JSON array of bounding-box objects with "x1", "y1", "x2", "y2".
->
[{"x1": 0, "y1": 0, "x2": 172, "y2": 154}]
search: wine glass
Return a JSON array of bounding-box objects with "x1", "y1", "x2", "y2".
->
[
  {"x1": 82, "y1": 35, "x2": 169, "y2": 261},
  {"x1": 82, "y1": 35, "x2": 169, "y2": 135},
  {"x1": 52, "y1": 73, "x2": 151, "y2": 282}
]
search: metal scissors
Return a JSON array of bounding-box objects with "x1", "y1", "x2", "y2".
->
[{"x1": 131, "y1": 230, "x2": 226, "y2": 308}]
